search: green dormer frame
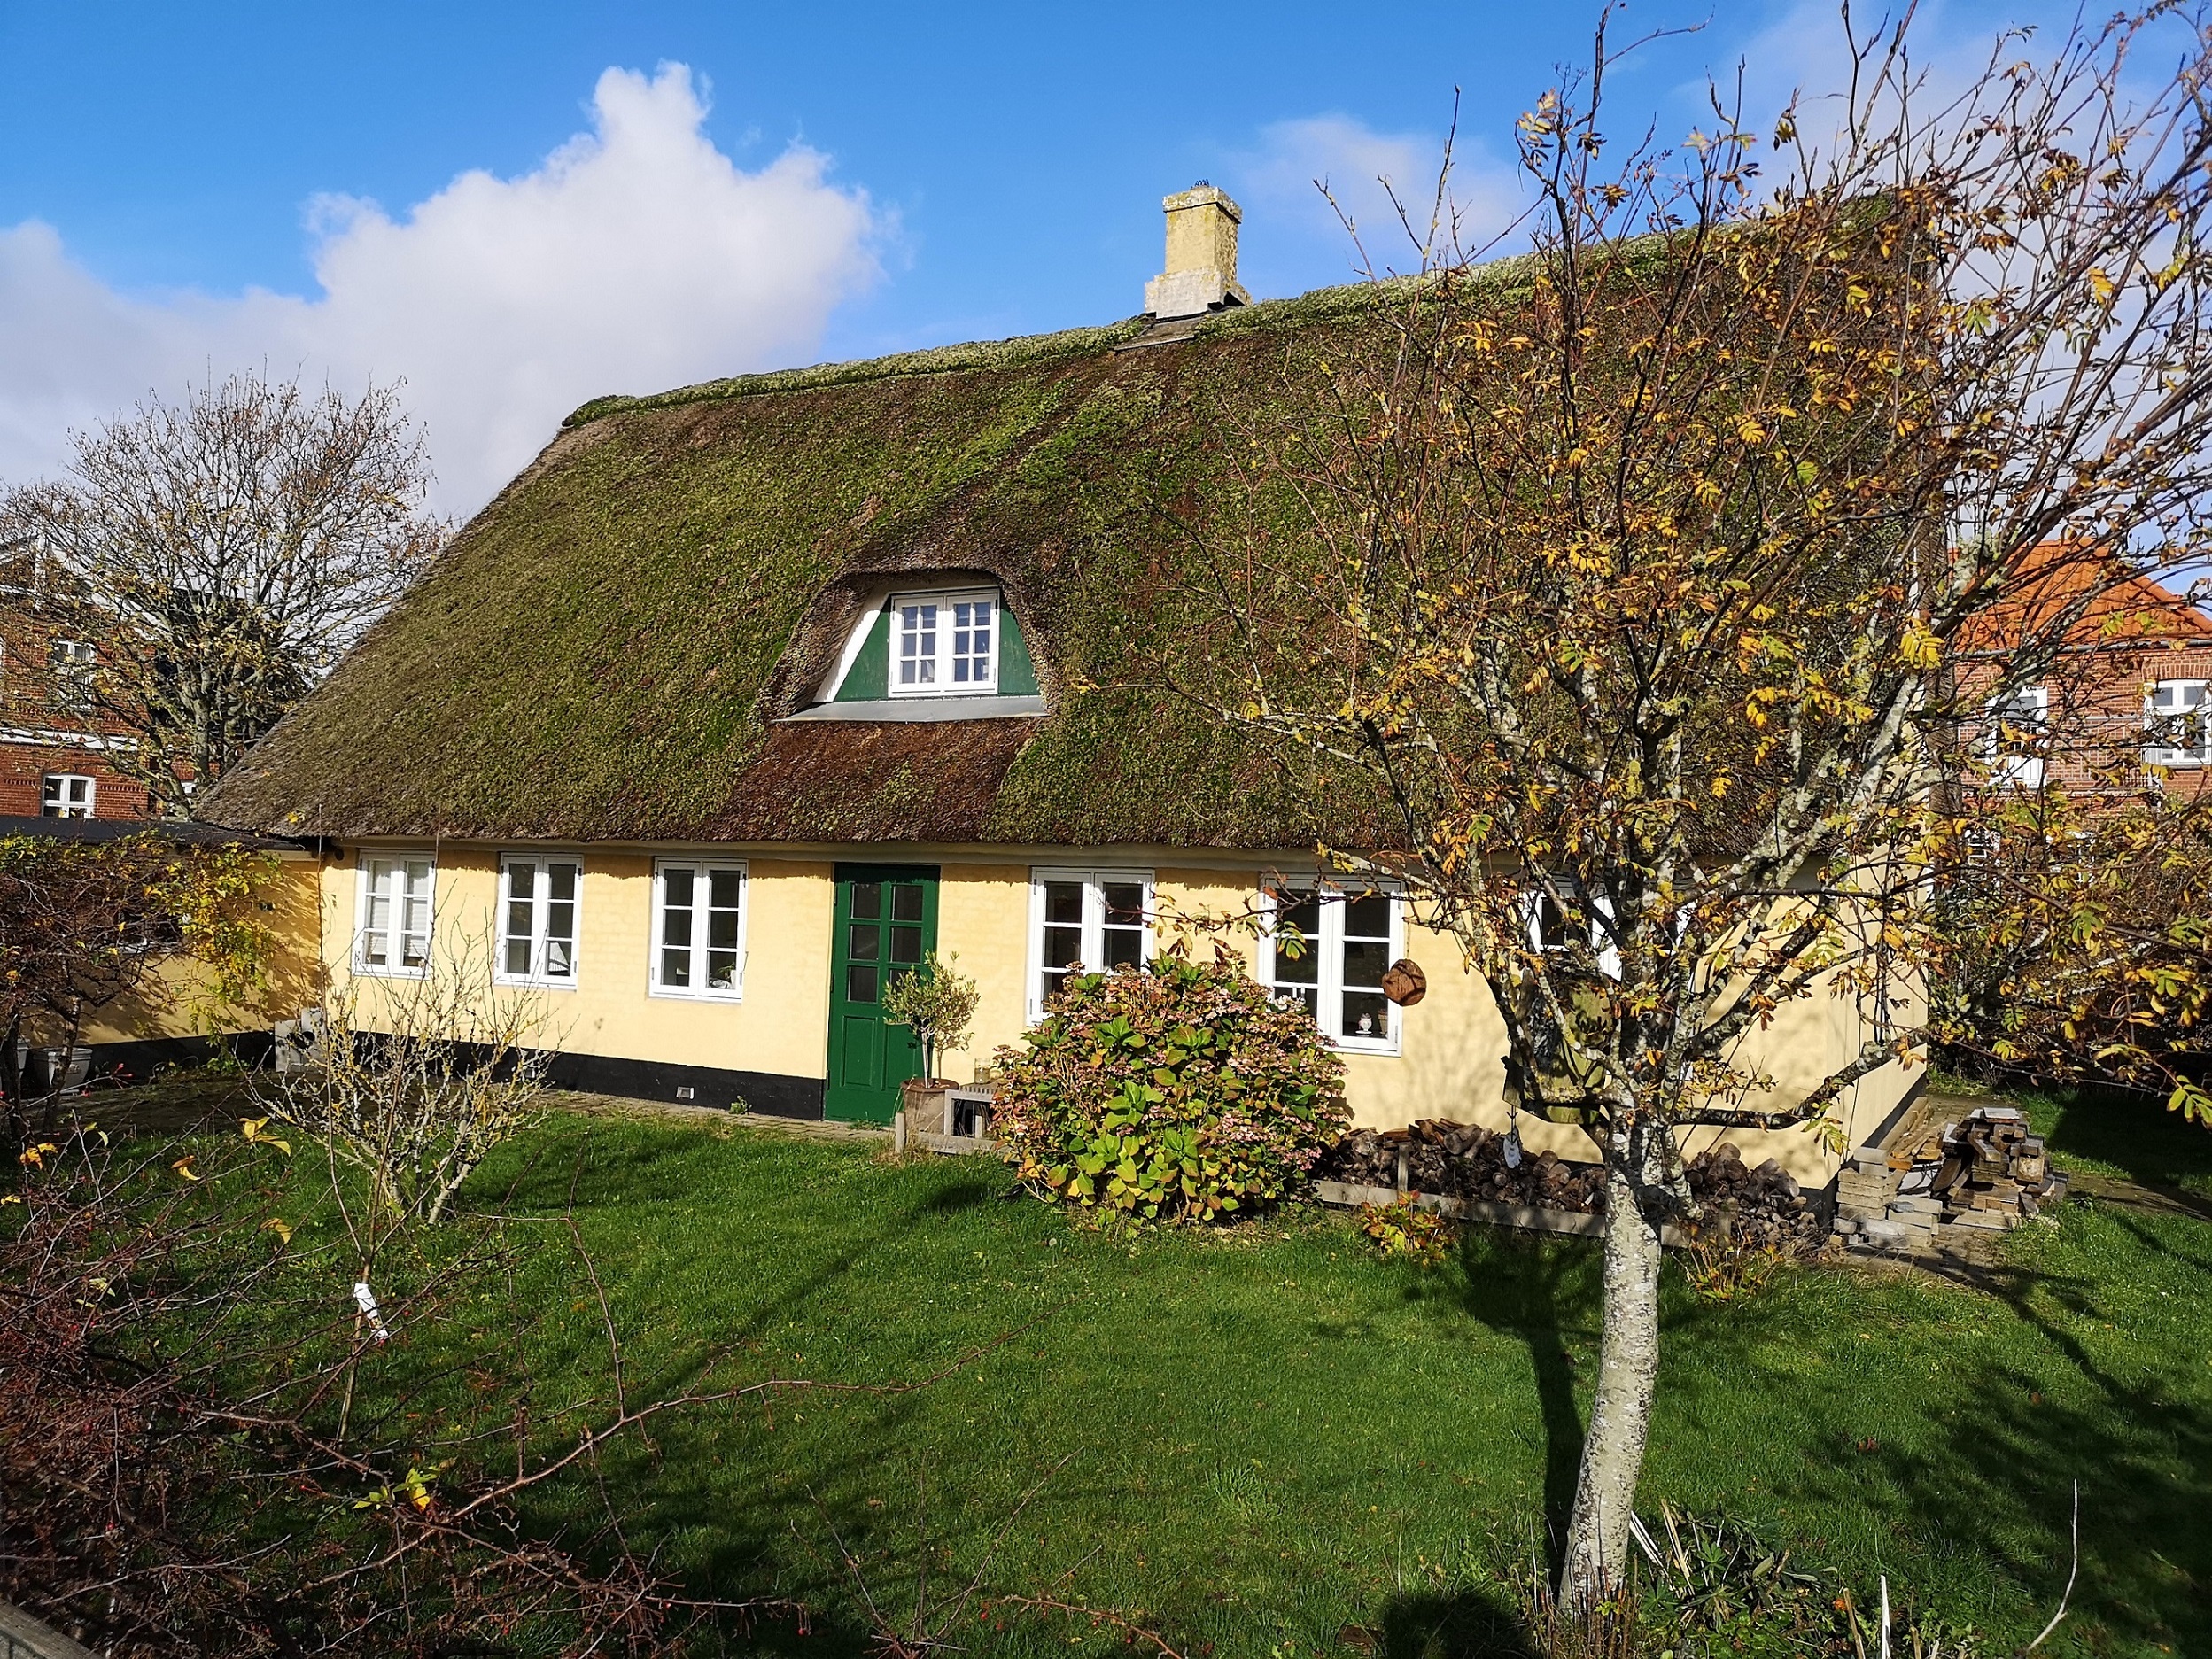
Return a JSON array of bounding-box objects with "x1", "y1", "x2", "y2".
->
[{"x1": 832, "y1": 588, "x2": 1040, "y2": 704}]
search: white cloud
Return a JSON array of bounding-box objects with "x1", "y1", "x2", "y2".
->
[
  {"x1": 0, "y1": 64, "x2": 881, "y2": 513},
  {"x1": 1224, "y1": 112, "x2": 1526, "y2": 294}
]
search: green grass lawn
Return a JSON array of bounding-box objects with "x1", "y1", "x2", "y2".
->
[{"x1": 108, "y1": 1081, "x2": 2212, "y2": 1657}]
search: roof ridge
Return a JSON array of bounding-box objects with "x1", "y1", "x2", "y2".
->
[{"x1": 557, "y1": 268, "x2": 1502, "y2": 430}]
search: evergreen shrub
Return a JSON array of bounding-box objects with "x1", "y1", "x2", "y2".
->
[{"x1": 991, "y1": 951, "x2": 1348, "y2": 1225}]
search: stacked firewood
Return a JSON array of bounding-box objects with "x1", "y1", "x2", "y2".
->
[
  {"x1": 1315, "y1": 1122, "x2": 1820, "y2": 1244},
  {"x1": 1317, "y1": 1120, "x2": 1605, "y2": 1210},
  {"x1": 1836, "y1": 1105, "x2": 2067, "y2": 1253},
  {"x1": 1682, "y1": 1142, "x2": 1825, "y2": 1251}
]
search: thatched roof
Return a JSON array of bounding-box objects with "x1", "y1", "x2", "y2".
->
[{"x1": 201, "y1": 275, "x2": 1462, "y2": 848}]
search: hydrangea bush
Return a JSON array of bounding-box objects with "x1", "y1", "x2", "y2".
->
[{"x1": 990, "y1": 951, "x2": 1348, "y2": 1225}]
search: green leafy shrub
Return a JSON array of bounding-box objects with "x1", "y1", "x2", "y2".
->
[
  {"x1": 991, "y1": 950, "x2": 1347, "y2": 1225},
  {"x1": 1359, "y1": 1197, "x2": 1457, "y2": 1267}
]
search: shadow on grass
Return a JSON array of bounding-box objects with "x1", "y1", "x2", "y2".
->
[
  {"x1": 1440, "y1": 1230, "x2": 1603, "y2": 1565},
  {"x1": 1374, "y1": 1584, "x2": 1538, "y2": 1659},
  {"x1": 2021, "y1": 1081, "x2": 2212, "y2": 1192}
]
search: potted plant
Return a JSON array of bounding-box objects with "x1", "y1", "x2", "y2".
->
[{"x1": 883, "y1": 950, "x2": 981, "y2": 1090}]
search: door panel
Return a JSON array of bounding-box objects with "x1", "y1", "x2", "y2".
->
[{"x1": 825, "y1": 864, "x2": 938, "y2": 1123}]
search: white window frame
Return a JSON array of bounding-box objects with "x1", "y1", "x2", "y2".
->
[
  {"x1": 355, "y1": 853, "x2": 436, "y2": 977},
  {"x1": 496, "y1": 855, "x2": 583, "y2": 988},
  {"x1": 1028, "y1": 868, "x2": 1154, "y2": 1019},
  {"x1": 649, "y1": 858, "x2": 748, "y2": 1001},
  {"x1": 1983, "y1": 686, "x2": 2050, "y2": 789},
  {"x1": 1521, "y1": 885, "x2": 1622, "y2": 980},
  {"x1": 2146, "y1": 679, "x2": 2212, "y2": 768},
  {"x1": 888, "y1": 588, "x2": 999, "y2": 698},
  {"x1": 49, "y1": 639, "x2": 97, "y2": 711},
  {"x1": 40, "y1": 772, "x2": 95, "y2": 818},
  {"x1": 1261, "y1": 880, "x2": 1406, "y2": 1056}
]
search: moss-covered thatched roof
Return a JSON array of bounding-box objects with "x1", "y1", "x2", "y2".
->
[{"x1": 199, "y1": 278, "x2": 1476, "y2": 847}]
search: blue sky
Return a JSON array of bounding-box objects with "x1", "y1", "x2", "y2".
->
[{"x1": 0, "y1": 1, "x2": 2093, "y2": 508}]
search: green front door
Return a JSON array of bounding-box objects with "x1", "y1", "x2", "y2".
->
[{"x1": 825, "y1": 864, "x2": 939, "y2": 1123}]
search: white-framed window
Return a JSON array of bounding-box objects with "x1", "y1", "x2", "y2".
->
[
  {"x1": 1029, "y1": 868, "x2": 1152, "y2": 1017},
  {"x1": 2146, "y1": 680, "x2": 2212, "y2": 767},
  {"x1": 651, "y1": 860, "x2": 746, "y2": 999},
  {"x1": 49, "y1": 639, "x2": 97, "y2": 711},
  {"x1": 498, "y1": 856, "x2": 581, "y2": 986},
  {"x1": 1983, "y1": 686, "x2": 2050, "y2": 789},
  {"x1": 1262, "y1": 882, "x2": 1404, "y2": 1054},
  {"x1": 1521, "y1": 885, "x2": 1622, "y2": 979},
  {"x1": 357, "y1": 855, "x2": 435, "y2": 975},
  {"x1": 890, "y1": 589, "x2": 997, "y2": 696},
  {"x1": 40, "y1": 773, "x2": 94, "y2": 818}
]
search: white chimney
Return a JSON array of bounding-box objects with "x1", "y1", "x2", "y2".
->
[{"x1": 1144, "y1": 182, "x2": 1251, "y2": 319}]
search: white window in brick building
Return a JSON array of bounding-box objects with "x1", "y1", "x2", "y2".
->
[
  {"x1": 40, "y1": 773, "x2": 94, "y2": 818},
  {"x1": 2146, "y1": 680, "x2": 2212, "y2": 767}
]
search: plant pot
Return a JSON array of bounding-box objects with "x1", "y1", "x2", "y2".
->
[{"x1": 900, "y1": 1077, "x2": 954, "y2": 1134}]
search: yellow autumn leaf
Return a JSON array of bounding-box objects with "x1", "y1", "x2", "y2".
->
[
  {"x1": 171, "y1": 1156, "x2": 201, "y2": 1182},
  {"x1": 1898, "y1": 623, "x2": 1942, "y2": 669},
  {"x1": 241, "y1": 1117, "x2": 291, "y2": 1155},
  {"x1": 261, "y1": 1217, "x2": 294, "y2": 1245}
]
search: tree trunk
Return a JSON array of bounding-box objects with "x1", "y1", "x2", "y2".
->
[{"x1": 1558, "y1": 1130, "x2": 1666, "y2": 1608}]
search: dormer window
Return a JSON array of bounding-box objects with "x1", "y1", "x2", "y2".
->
[
  {"x1": 893, "y1": 589, "x2": 997, "y2": 695},
  {"x1": 797, "y1": 578, "x2": 1042, "y2": 721}
]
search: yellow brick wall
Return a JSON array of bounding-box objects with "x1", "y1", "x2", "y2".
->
[
  {"x1": 319, "y1": 841, "x2": 1913, "y2": 1182},
  {"x1": 63, "y1": 853, "x2": 323, "y2": 1047}
]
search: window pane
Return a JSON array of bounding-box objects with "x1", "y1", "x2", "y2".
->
[
  {"x1": 1343, "y1": 894, "x2": 1391, "y2": 942},
  {"x1": 850, "y1": 881, "x2": 881, "y2": 919},
  {"x1": 1272, "y1": 890, "x2": 1320, "y2": 989},
  {"x1": 709, "y1": 907, "x2": 741, "y2": 952},
  {"x1": 709, "y1": 868, "x2": 741, "y2": 911},
  {"x1": 663, "y1": 867, "x2": 694, "y2": 916},
  {"x1": 661, "y1": 867, "x2": 694, "y2": 986},
  {"x1": 504, "y1": 863, "x2": 536, "y2": 976},
  {"x1": 891, "y1": 884, "x2": 924, "y2": 922},
  {"x1": 889, "y1": 926, "x2": 922, "y2": 965},
  {"x1": 849, "y1": 923, "x2": 881, "y2": 961},
  {"x1": 1101, "y1": 888, "x2": 1145, "y2": 968},
  {"x1": 951, "y1": 598, "x2": 992, "y2": 685},
  {"x1": 1044, "y1": 924, "x2": 1083, "y2": 972},
  {"x1": 707, "y1": 950, "x2": 739, "y2": 990},
  {"x1": 1044, "y1": 880, "x2": 1083, "y2": 926},
  {"x1": 847, "y1": 963, "x2": 879, "y2": 1003},
  {"x1": 1341, "y1": 937, "x2": 1390, "y2": 990},
  {"x1": 543, "y1": 863, "x2": 578, "y2": 979},
  {"x1": 1341, "y1": 990, "x2": 1389, "y2": 1042}
]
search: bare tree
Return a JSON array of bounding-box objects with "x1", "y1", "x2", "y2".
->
[
  {"x1": 1181, "y1": 4, "x2": 2212, "y2": 1604},
  {"x1": 5, "y1": 372, "x2": 446, "y2": 816}
]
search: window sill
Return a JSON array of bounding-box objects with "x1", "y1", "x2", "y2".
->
[
  {"x1": 788, "y1": 695, "x2": 1045, "y2": 723},
  {"x1": 493, "y1": 974, "x2": 579, "y2": 992},
  {"x1": 1329, "y1": 1038, "x2": 1403, "y2": 1058},
  {"x1": 648, "y1": 984, "x2": 745, "y2": 1004},
  {"x1": 353, "y1": 963, "x2": 430, "y2": 981}
]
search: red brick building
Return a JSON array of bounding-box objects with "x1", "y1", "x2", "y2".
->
[
  {"x1": 1962, "y1": 547, "x2": 2212, "y2": 798},
  {"x1": 0, "y1": 537, "x2": 151, "y2": 820}
]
